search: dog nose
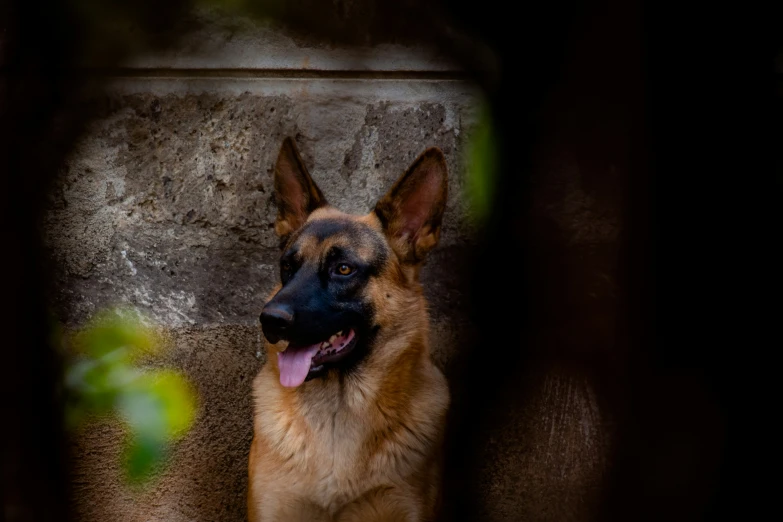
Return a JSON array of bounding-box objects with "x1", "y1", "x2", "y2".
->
[{"x1": 260, "y1": 304, "x2": 294, "y2": 344}]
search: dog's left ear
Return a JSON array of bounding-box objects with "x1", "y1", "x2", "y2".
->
[
  {"x1": 374, "y1": 148, "x2": 448, "y2": 264},
  {"x1": 273, "y1": 137, "x2": 327, "y2": 242}
]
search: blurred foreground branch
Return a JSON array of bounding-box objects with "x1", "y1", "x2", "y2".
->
[{"x1": 61, "y1": 310, "x2": 197, "y2": 485}]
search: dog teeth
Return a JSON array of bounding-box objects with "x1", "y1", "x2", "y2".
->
[
  {"x1": 329, "y1": 334, "x2": 337, "y2": 343},
  {"x1": 336, "y1": 330, "x2": 343, "y2": 337},
  {"x1": 321, "y1": 341, "x2": 330, "y2": 349}
]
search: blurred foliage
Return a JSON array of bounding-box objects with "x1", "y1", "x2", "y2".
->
[
  {"x1": 465, "y1": 100, "x2": 498, "y2": 224},
  {"x1": 62, "y1": 309, "x2": 197, "y2": 485}
]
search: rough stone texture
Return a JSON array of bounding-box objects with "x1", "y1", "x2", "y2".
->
[
  {"x1": 46, "y1": 10, "x2": 615, "y2": 522},
  {"x1": 44, "y1": 81, "x2": 477, "y2": 334}
]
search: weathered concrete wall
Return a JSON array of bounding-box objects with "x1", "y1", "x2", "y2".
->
[
  {"x1": 45, "y1": 80, "x2": 476, "y2": 330},
  {"x1": 45, "y1": 6, "x2": 611, "y2": 522}
]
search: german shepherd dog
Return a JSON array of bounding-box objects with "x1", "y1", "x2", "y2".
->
[{"x1": 247, "y1": 137, "x2": 450, "y2": 521}]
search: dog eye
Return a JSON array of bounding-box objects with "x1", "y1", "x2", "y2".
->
[
  {"x1": 280, "y1": 260, "x2": 294, "y2": 280},
  {"x1": 336, "y1": 264, "x2": 354, "y2": 276}
]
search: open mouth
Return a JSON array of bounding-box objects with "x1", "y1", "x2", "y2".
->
[{"x1": 277, "y1": 329, "x2": 358, "y2": 388}]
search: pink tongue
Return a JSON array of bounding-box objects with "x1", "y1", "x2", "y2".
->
[{"x1": 277, "y1": 343, "x2": 321, "y2": 388}]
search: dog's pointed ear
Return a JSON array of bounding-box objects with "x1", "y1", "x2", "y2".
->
[
  {"x1": 374, "y1": 148, "x2": 448, "y2": 264},
  {"x1": 274, "y1": 137, "x2": 327, "y2": 241}
]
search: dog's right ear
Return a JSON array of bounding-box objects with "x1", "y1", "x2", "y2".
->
[
  {"x1": 273, "y1": 137, "x2": 327, "y2": 242},
  {"x1": 374, "y1": 147, "x2": 448, "y2": 264}
]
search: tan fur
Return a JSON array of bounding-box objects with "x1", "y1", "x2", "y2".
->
[{"x1": 248, "y1": 140, "x2": 450, "y2": 521}]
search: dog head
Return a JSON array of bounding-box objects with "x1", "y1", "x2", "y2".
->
[{"x1": 260, "y1": 137, "x2": 448, "y2": 388}]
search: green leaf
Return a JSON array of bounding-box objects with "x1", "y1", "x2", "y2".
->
[
  {"x1": 142, "y1": 370, "x2": 198, "y2": 440},
  {"x1": 117, "y1": 389, "x2": 168, "y2": 439},
  {"x1": 465, "y1": 101, "x2": 498, "y2": 224},
  {"x1": 71, "y1": 308, "x2": 157, "y2": 360},
  {"x1": 124, "y1": 432, "x2": 167, "y2": 484},
  {"x1": 62, "y1": 306, "x2": 198, "y2": 485}
]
